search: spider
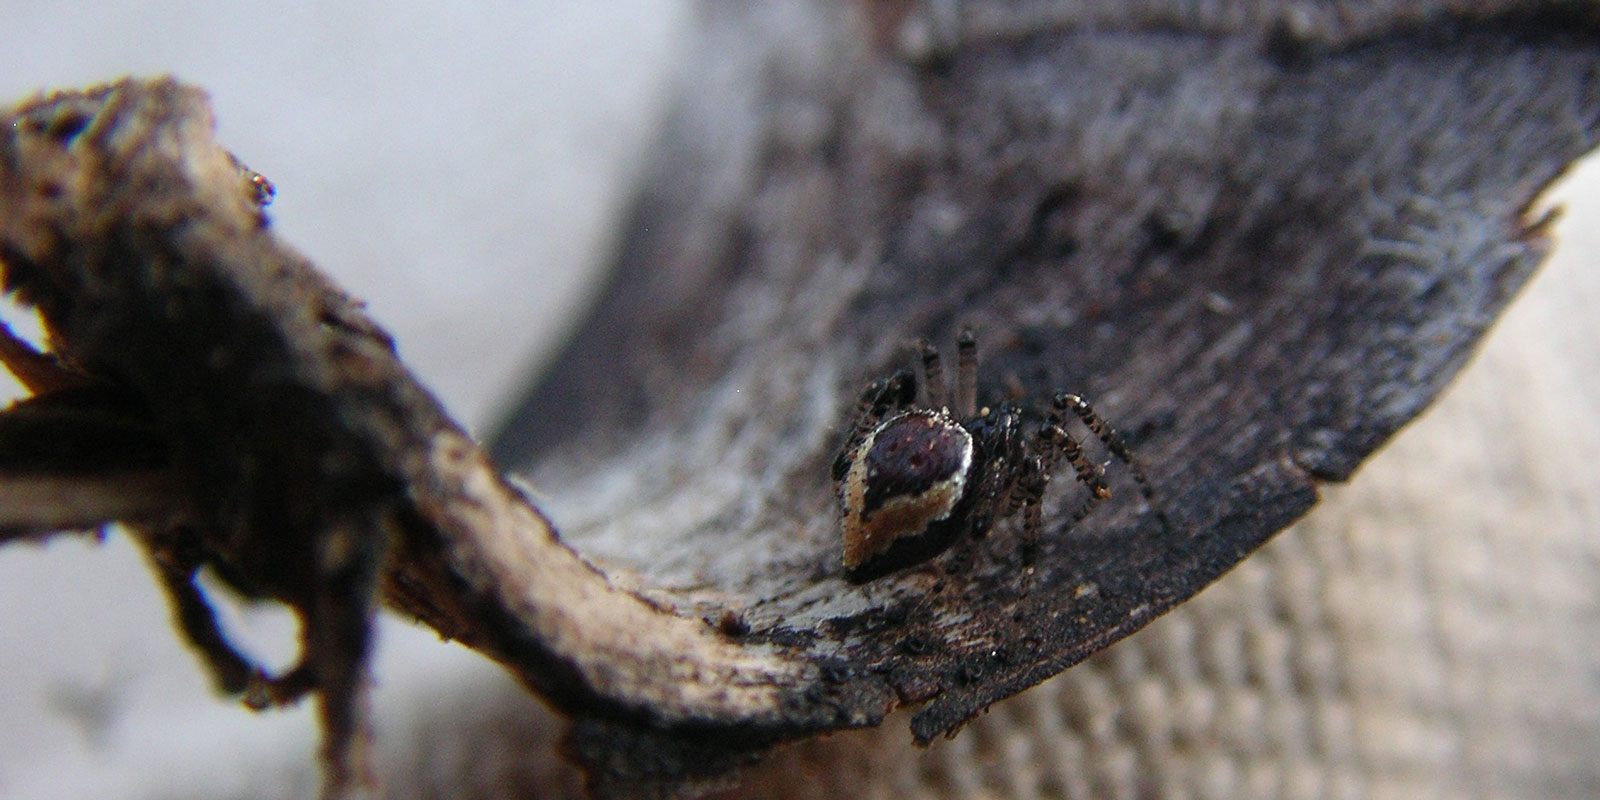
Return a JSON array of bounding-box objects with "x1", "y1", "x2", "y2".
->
[{"x1": 832, "y1": 329, "x2": 1155, "y2": 583}]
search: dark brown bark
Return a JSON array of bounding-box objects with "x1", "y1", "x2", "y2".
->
[
  {"x1": 490, "y1": 1, "x2": 1600, "y2": 795},
  {"x1": 1, "y1": 2, "x2": 1597, "y2": 798}
]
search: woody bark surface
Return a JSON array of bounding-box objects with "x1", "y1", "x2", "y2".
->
[
  {"x1": 0, "y1": 1, "x2": 1596, "y2": 798},
  {"x1": 489, "y1": 0, "x2": 1600, "y2": 794}
]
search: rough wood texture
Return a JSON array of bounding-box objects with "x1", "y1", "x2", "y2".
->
[
  {"x1": 0, "y1": 78, "x2": 821, "y2": 798},
  {"x1": 0, "y1": 1, "x2": 1596, "y2": 798},
  {"x1": 487, "y1": 0, "x2": 1600, "y2": 794},
  {"x1": 0, "y1": 79, "x2": 436, "y2": 796}
]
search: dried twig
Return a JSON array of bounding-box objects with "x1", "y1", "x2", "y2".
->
[{"x1": 1, "y1": 2, "x2": 1597, "y2": 798}]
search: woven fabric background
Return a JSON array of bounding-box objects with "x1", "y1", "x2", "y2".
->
[
  {"x1": 361, "y1": 162, "x2": 1600, "y2": 800},
  {"x1": 0, "y1": 6, "x2": 1595, "y2": 798},
  {"x1": 701, "y1": 169, "x2": 1600, "y2": 800}
]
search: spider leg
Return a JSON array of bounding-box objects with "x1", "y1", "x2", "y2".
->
[
  {"x1": 955, "y1": 327, "x2": 978, "y2": 417},
  {"x1": 1038, "y1": 422, "x2": 1109, "y2": 515},
  {"x1": 1038, "y1": 400, "x2": 1111, "y2": 495},
  {"x1": 1012, "y1": 457, "x2": 1047, "y2": 527},
  {"x1": 832, "y1": 370, "x2": 914, "y2": 481},
  {"x1": 997, "y1": 448, "x2": 1044, "y2": 519},
  {"x1": 1053, "y1": 393, "x2": 1157, "y2": 506},
  {"x1": 1001, "y1": 448, "x2": 1050, "y2": 571},
  {"x1": 917, "y1": 338, "x2": 948, "y2": 411},
  {"x1": 1022, "y1": 497, "x2": 1044, "y2": 546}
]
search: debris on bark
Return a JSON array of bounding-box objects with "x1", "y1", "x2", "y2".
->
[
  {"x1": 1, "y1": 2, "x2": 1596, "y2": 798},
  {"x1": 490, "y1": 1, "x2": 1600, "y2": 794}
]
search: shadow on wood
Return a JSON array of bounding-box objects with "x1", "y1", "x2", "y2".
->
[{"x1": 0, "y1": 2, "x2": 1596, "y2": 798}]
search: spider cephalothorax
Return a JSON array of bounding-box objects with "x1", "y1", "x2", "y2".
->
[{"x1": 832, "y1": 329, "x2": 1152, "y2": 582}]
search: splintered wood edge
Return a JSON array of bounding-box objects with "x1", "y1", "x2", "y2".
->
[
  {"x1": 0, "y1": 76, "x2": 831, "y2": 766},
  {"x1": 408, "y1": 429, "x2": 816, "y2": 723}
]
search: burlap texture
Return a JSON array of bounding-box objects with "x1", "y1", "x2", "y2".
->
[
  {"x1": 372, "y1": 166, "x2": 1599, "y2": 800},
  {"x1": 702, "y1": 171, "x2": 1600, "y2": 800}
]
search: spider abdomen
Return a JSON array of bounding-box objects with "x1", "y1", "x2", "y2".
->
[{"x1": 840, "y1": 409, "x2": 973, "y2": 580}]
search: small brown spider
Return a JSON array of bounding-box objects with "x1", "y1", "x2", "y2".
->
[{"x1": 832, "y1": 329, "x2": 1154, "y2": 582}]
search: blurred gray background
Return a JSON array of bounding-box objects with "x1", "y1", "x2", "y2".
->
[
  {"x1": 0, "y1": 4, "x2": 1596, "y2": 799},
  {"x1": 0, "y1": 3, "x2": 688, "y2": 797}
]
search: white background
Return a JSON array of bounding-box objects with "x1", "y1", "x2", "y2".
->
[
  {"x1": 0, "y1": 3, "x2": 689, "y2": 797},
  {"x1": 0, "y1": 4, "x2": 1596, "y2": 799}
]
